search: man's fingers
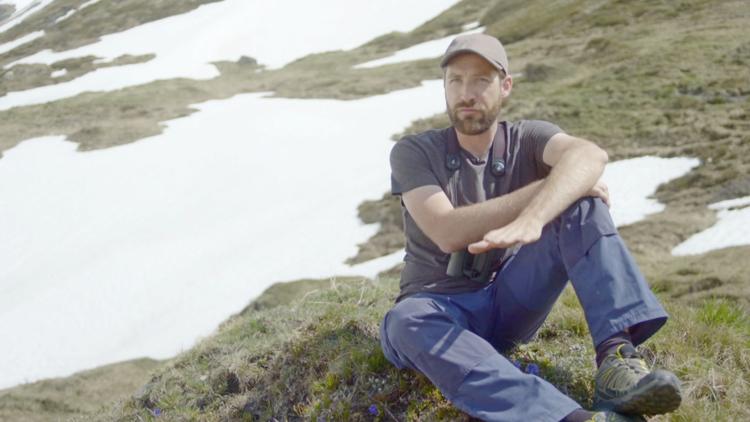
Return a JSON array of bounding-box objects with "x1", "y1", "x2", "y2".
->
[
  {"x1": 600, "y1": 190, "x2": 611, "y2": 207},
  {"x1": 468, "y1": 240, "x2": 490, "y2": 254},
  {"x1": 469, "y1": 233, "x2": 514, "y2": 254}
]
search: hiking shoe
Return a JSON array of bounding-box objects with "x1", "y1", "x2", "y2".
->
[
  {"x1": 588, "y1": 411, "x2": 646, "y2": 422},
  {"x1": 593, "y1": 344, "x2": 681, "y2": 415}
]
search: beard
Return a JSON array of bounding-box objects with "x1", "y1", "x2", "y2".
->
[{"x1": 447, "y1": 99, "x2": 502, "y2": 135}]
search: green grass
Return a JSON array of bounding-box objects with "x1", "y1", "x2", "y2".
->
[{"x1": 87, "y1": 277, "x2": 749, "y2": 421}]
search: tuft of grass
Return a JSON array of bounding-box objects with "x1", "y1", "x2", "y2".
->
[{"x1": 697, "y1": 298, "x2": 749, "y2": 329}]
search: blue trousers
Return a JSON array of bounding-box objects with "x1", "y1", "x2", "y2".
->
[{"x1": 379, "y1": 198, "x2": 667, "y2": 421}]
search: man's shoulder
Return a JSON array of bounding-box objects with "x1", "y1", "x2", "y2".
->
[
  {"x1": 507, "y1": 119, "x2": 561, "y2": 132},
  {"x1": 506, "y1": 119, "x2": 556, "y2": 130}
]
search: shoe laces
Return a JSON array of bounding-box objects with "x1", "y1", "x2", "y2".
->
[
  {"x1": 598, "y1": 345, "x2": 650, "y2": 392},
  {"x1": 613, "y1": 344, "x2": 650, "y2": 374}
]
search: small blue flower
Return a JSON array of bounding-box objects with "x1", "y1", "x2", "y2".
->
[
  {"x1": 512, "y1": 359, "x2": 522, "y2": 369},
  {"x1": 526, "y1": 363, "x2": 540, "y2": 376},
  {"x1": 368, "y1": 404, "x2": 379, "y2": 415},
  {"x1": 152, "y1": 408, "x2": 162, "y2": 416}
]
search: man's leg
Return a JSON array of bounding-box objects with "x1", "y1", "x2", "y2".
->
[
  {"x1": 559, "y1": 198, "x2": 667, "y2": 348},
  {"x1": 487, "y1": 197, "x2": 678, "y2": 415},
  {"x1": 380, "y1": 291, "x2": 581, "y2": 422}
]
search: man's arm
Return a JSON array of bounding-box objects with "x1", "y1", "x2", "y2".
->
[
  {"x1": 402, "y1": 179, "x2": 546, "y2": 253},
  {"x1": 468, "y1": 133, "x2": 608, "y2": 253}
]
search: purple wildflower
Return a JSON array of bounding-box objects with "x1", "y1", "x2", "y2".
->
[
  {"x1": 152, "y1": 408, "x2": 162, "y2": 416},
  {"x1": 512, "y1": 359, "x2": 522, "y2": 369},
  {"x1": 368, "y1": 404, "x2": 379, "y2": 415},
  {"x1": 526, "y1": 363, "x2": 540, "y2": 376}
]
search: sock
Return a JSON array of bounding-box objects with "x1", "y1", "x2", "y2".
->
[
  {"x1": 595, "y1": 330, "x2": 633, "y2": 367},
  {"x1": 562, "y1": 408, "x2": 595, "y2": 422}
]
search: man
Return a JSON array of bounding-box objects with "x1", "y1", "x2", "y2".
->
[{"x1": 379, "y1": 34, "x2": 682, "y2": 421}]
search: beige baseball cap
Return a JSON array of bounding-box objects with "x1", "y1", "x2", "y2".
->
[{"x1": 440, "y1": 33, "x2": 509, "y2": 75}]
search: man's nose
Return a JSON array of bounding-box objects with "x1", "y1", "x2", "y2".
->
[{"x1": 458, "y1": 83, "x2": 477, "y2": 103}]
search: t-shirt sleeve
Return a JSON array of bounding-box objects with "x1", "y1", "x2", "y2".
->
[
  {"x1": 521, "y1": 120, "x2": 564, "y2": 171},
  {"x1": 390, "y1": 137, "x2": 441, "y2": 195}
]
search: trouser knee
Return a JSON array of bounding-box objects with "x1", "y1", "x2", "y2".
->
[
  {"x1": 379, "y1": 307, "x2": 413, "y2": 370},
  {"x1": 557, "y1": 197, "x2": 618, "y2": 266},
  {"x1": 379, "y1": 299, "x2": 496, "y2": 397}
]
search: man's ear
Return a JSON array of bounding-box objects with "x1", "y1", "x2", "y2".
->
[{"x1": 500, "y1": 75, "x2": 513, "y2": 99}]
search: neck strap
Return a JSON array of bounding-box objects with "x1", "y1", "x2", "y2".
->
[{"x1": 445, "y1": 122, "x2": 508, "y2": 176}]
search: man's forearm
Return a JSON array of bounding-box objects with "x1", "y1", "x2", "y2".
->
[
  {"x1": 439, "y1": 179, "x2": 545, "y2": 252},
  {"x1": 519, "y1": 144, "x2": 607, "y2": 226}
]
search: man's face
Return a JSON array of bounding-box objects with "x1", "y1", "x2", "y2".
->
[{"x1": 444, "y1": 53, "x2": 510, "y2": 135}]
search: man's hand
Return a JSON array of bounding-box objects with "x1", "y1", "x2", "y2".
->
[
  {"x1": 467, "y1": 179, "x2": 610, "y2": 254},
  {"x1": 467, "y1": 215, "x2": 544, "y2": 254},
  {"x1": 588, "y1": 178, "x2": 610, "y2": 207}
]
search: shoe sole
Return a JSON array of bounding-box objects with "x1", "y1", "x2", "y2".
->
[{"x1": 595, "y1": 370, "x2": 682, "y2": 415}]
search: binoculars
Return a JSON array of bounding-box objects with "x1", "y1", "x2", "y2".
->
[{"x1": 446, "y1": 248, "x2": 500, "y2": 284}]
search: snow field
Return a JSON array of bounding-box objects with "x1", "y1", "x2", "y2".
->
[
  {"x1": 0, "y1": 0, "x2": 459, "y2": 110},
  {"x1": 0, "y1": 80, "x2": 445, "y2": 389}
]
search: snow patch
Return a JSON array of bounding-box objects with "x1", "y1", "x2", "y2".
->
[
  {"x1": 0, "y1": 0, "x2": 54, "y2": 33},
  {"x1": 462, "y1": 21, "x2": 481, "y2": 31},
  {"x1": 0, "y1": 29, "x2": 41, "y2": 54},
  {"x1": 672, "y1": 195, "x2": 750, "y2": 255},
  {"x1": 54, "y1": 8, "x2": 75, "y2": 24},
  {"x1": 50, "y1": 67, "x2": 66, "y2": 77},
  {"x1": 355, "y1": 26, "x2": 485, "y2": 69},
  {"x1": 79, "y1": 0, "x2": 102, "y2": 10},
  {"x1": 601, "y1": 156, "x2": 700, "y2": 227}
]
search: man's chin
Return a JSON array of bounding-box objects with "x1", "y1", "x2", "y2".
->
[{"x1": 454, "y1": 122, "x2": 492, "y2": 136}]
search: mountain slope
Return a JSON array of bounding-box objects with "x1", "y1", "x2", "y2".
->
[{"x1": 0, "y1": 0, "x2": 748, "y2": 420}]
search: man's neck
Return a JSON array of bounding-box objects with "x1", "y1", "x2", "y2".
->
[{"x1": 455, "y1": 121, "x2": 498, "y2": 160}]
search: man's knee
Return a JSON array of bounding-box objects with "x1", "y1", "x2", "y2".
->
[
  {"x1": 382, "y1": 299, "x2": 439, "y2": 355},
  {"x1": 380, "y1": 299, "x2": 431, "y2": 368},
  {"x1": 558, "y1": 197, "x2": 619, "y2": 265},
  {"x1": 563, "y1": 197, "x2": 614, "y2": 227}
]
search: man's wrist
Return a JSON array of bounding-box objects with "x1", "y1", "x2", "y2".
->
[{"x1": 516, "y1": 210, "x2": 546, "y2": 229}]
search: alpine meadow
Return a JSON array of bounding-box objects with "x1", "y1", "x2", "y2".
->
[{"x1": 0, "y1": 0, "x2": 748, "y2": 421}]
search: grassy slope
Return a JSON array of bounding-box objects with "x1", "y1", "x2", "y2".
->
[
  {"x1": 0, "y1": 358, "x2": 161, "y2": 422},
  {"x1": 94, "y1": 277, "x2": 749, "y2": 421},
  {"x1": 95, "y1": 1, "x2": 750, "y2": 418},
  {"x1": 0, "y1": 0, "x2": 748, "y2": 420}
]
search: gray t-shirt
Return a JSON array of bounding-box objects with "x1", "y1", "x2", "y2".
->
[{"x1": 390, "y1": 120, "x2": 562, "y2": 301}]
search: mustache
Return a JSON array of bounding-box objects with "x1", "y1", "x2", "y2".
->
[{"x1": 453, "y1": 100, "x2": 477, "y2": 109}]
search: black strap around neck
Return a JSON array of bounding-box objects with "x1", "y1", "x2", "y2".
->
[{"x1": 445, "y1": 123, "x2": 507, "y2": 175}]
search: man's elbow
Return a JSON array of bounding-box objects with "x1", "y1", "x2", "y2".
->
[
  {"x1": 582, "y1": 142, "x2": 608, "y2": 171},
  {"x1": 437, "y1": 239, "x2": 462, "y2": 254},
  {"x1": 595, "y1": 145, "x2": 609, "y2": 166},
  {"x1": 428, "y1": 228, "x2": 462, "y2": 254}
]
